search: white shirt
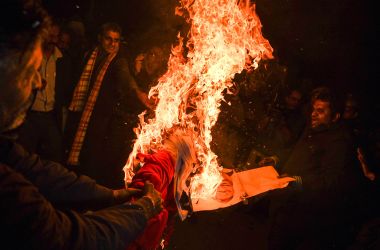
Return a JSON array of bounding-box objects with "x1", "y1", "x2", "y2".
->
[{"x1": 32, "y1": 46, "x2": 63, "y2": 112}]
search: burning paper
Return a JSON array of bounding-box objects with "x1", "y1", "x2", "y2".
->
[
  {"x1": 124, "y1": 0, "x2": 273, "y2": 200},
  {"x1": 192, "y1": 166, "x2": 295, "y2": 211}
]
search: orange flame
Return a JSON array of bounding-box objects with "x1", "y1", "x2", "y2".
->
[{"x1": 124, "y1": 0, "x2": 273, "y2": 199}]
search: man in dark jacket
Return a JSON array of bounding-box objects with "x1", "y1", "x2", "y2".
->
[
  {"x1": 0, "y1": 1, "x2": 162, "y2": 249},
  {"x1": 268, "y1": 86, "x2": 365, "y2": 249},
  {"x1": 66, "y1": 22, "x2": 153, "y2": 188}
]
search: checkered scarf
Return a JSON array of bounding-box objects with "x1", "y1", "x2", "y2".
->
[{"x1": 67, "y1": 47, "x2": 117, "y2": 166}]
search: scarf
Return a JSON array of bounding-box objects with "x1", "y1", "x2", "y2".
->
[{"x1": 67, "y1": 47, "x2": 116, "y2": 166}]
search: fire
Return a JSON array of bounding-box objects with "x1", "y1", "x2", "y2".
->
[{"x1": 124, "y1": 0, "x2": 273, "y2": 199}]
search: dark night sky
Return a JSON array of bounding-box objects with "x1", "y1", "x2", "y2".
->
[
  {"x1": 254, "y1": 0, "x2": 379, "y2": 122},
  {"x1": 43, "y1": 0, "x2": 378, "y2": 122},
  {"x1": 256, "y1": 0, "x2": 378, "y2": 93}
]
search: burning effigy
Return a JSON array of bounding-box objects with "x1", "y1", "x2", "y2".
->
[{"x1": 123, "y1": 0, "x2": 291, "y2": 218}]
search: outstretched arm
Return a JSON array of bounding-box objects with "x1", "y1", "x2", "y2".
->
[{"x1": 0, "y1": 163, "x2": 149, "y2": 250}]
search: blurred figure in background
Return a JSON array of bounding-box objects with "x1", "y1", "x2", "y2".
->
[
  {"x1": 342, "y1": 92, "x2": 376, "y2": 181},
  {"x1": 17, "y1": 21, "x2": 64, "y2": 163},
  {"x1": 273, "y1": 85, "x2": 307, "y2": 167},
  {"x1": 133, "y1": 44, "x2": 170, "y2": 116},
  {"x1": 281, "y1": 86, "x2": 306, "y2": 143},
  {"x1": 56, "y1": 26, "x2": 76, "y2": 133}
]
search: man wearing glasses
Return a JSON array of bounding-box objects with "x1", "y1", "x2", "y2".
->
[{"x1": 66, "y1": 22, "x2": 150, "y2": 188}]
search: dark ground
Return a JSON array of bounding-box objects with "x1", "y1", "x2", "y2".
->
[{"x1": 168, "y1": 195, "x2": 270, "y2": 250}]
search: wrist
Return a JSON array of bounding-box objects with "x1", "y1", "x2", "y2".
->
[{"x1": 133, "y1": 196, "x2": 156, "y2": 220}]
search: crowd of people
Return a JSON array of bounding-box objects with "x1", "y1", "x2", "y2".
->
[
  {"x1": 1, "y1": 0, "x2": 379, "y2": 249},
  {"x1": 0, "y1": 1, "x2": 163, "y2": 249}
]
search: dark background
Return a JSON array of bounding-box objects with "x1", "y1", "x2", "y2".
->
[{"x1": 43, "y1": 0, "x2": 379, "y2": 125}]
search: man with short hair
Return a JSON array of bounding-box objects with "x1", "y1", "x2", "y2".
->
[
  {"x1": 66, "y1": 22, "x2": 150, "y2": 188},
  {"x1": 268, "y1": 86, "x2": 365, "y2": 249},
  {"x1": 0, "y1": 1, "x2": 162, "y2": 249},
  {"x1": 17, "y1": 22, "x2": 65, "y2": 162}
]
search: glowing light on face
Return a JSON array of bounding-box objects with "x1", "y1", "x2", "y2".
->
[
  {"x1": 100, "y1": 31, "x2": 120, "y2": 54},
  {"x1": 311, "y1": 100, "x2": 333, "y2": 128},
  {"x1": 124, "y1": 0, "x2": 273, "y2": 199},
  {"x1": 2, "y1": 40, "x2": 43, "y2": 132}
]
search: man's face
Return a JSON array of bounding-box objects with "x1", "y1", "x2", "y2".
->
[
  {"x1": 99, "y1": 30, "x2": 120, "y2": 54},
  {"x1": 311, "y1": 99, "x2": 334, "y2": 129},
  {"x1": 3, "y1": 40, "x2": 43, "y2": 131},
  {"x1": 144, "y1": 47, "x2": 164, "y2": 76},
  {"x1": 48, "y1": 25, "x2": 60, "y2": 45},
  {"x1": 285, "y1": 90, "x2": 302, "y2": 110},
  {"x1": 43, "y1": 25, "x2": 59, "y2": 51},
  {"x1": 58, "y1": 32, "x2": 71, "y2": 50},
  {"x1": 215, "y1": 172, "x2": 234, "y2": 203},
  {"x1": 343, "y1": 100, "x2": 358, "y2": 120}
]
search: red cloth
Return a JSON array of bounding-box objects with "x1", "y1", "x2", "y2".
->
[{"x1": 127, "y1": 150, "x2": 177, "y2": 250}]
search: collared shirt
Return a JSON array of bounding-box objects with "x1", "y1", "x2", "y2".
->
[{"x1": 32, "y1": 46, "x2": 63, "y2": 112}]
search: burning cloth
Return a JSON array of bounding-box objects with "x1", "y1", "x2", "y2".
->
[
  {"x1": 127, "y1": 150, "x2": 177, "y2": 250},
  {"x1": 126, "y1": 149, "x2": 293, "y2": 249}
]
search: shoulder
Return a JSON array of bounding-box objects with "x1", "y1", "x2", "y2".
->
[
  {"x1": 332, "y1": 122, "x2": 354, "y2": 140},
  {"x1": 114, "y1": 56, "x2": 129, "y2": 67}
]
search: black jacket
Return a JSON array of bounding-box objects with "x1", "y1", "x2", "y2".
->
[
  {"x1": 279, "y1": 122, "x2": 364, "y2": 212},
  {"x1": 65, "y1": 46, "x2": 141, "y2": 188},
  {"x1": 0, "y1": 137, "x2": 147, "y2": 250}
]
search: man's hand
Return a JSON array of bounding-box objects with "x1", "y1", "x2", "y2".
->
[
  {"x1": 142, "y1": 181, "x2": 163, "y2": 211},
  {"x1": 275, "y1": 176, "x2": 295, "y2": 188},
  {"x1": 113, "y1": 188, "x2": 142, "y2": 204},
  {"x1": 134, "y1": 53, "x2": 144, "y2": 73},
  {"x1": 258, "y1": 156, "x2": 279, "y2": 167},
  {"x1": 136, "y1": 89, "x2": 156, "y2": 110},
  {"x1": 134, "y1": 181, "x2": 163, "y2": 220},
  {"x1": 364, "y1": 171, "x2": 376, "y2": 181},
  {"x1": 279, "y1": 174, "x2": 302, "y2": 190}
]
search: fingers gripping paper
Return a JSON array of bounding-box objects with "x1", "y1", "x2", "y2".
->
[{"x1": 192, "y1": 166, "x2": 294, "y2": 211}]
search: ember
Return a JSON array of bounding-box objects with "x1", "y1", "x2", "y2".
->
[{"x1": 124, "y1": 0, "x2": 273, "y2": 200}]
